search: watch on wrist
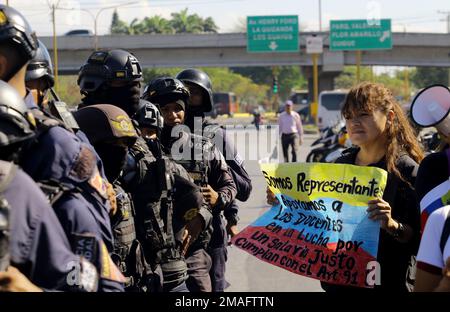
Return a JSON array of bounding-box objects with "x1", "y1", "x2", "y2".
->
[{"x1": 392, "y1": 222, "x2": 404, "y2": 238}]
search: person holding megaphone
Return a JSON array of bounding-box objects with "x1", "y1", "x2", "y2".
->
[{"x1": 410, "y1": 84, "x2": 450, "y2": 292}]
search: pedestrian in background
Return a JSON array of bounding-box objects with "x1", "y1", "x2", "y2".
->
[{"x1": 278, "y1": 100, "x2": 303, "y2": 162}]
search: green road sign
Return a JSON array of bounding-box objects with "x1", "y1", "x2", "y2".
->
[
  {"x1": 247, "y1": 15, "x2": 299, "y2": 53},
  {"x1": 330, "y1": 19, "x2": 392, "y2": 51}
]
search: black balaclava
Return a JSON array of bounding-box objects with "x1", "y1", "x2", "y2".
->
[
  {"x1": 94, "y1": 143, "x2": 128, "y2": 182},
  {"x1": 145, "y1": 136, "x2": 162, "y2": 158},
  {"x1": 82, "y1": 83, "x2": 141, "y2": 118}
]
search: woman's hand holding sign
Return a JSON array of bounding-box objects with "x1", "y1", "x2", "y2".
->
[
  {"x1": 367, "y1": 198, "x2": 396, "y2": 231},
  {"x1": 367, "y1": 198, "x2": 412, "y2": 243},
  {"x1": 266, "y1": 187, "x2": 279, "y2": 206}
]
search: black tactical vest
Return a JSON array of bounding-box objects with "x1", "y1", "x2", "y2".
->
[
  {"x1": 110, "y1": 183, "x2": 149, "y2": 291},
  {"x1": 123, "y1": 137, "x2": 187, "y2": 288}
]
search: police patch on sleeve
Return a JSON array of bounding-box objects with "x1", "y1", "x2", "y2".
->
[
  {"x1": 88, "y1": 167, "x2": 108, "y2": 199},
  {"x1": 79, "y1": 257, "x2": 99, "y2": 292},
  {"x1": 100, "y1": 241, "x2": 126, "y2": 283},
  {"x1": 72, "y1": 233, "x2": 98, "y2": 263}
]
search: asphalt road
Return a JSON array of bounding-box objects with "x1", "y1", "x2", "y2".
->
[{"x1": 212, "y1": 117, "x2": 324, "y2": 292}]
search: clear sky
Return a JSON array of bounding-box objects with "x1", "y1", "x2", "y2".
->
[{"x1": 9, "y1": 0, "x2": 450, "y2": 36}]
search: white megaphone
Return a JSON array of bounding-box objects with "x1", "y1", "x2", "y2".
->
[{"x1": 410, "y1": 84, "x2": 450, "y2": 137}]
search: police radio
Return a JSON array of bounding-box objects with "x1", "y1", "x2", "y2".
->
[
  {"x1": 410, "y1": 84, "x2": 450, "y2": 137},
  {"x1": 0, "y1": 196, "x2": 10, "y2": 272}
]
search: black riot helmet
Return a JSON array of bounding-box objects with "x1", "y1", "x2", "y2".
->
[
  {"x1": 74, "y1": 104, "x2": 137, "y2": 182},
  {"x1": 78, "y1": 49, "x2": 143, "y2": 93},
  {"x1": 0, "y1": 80, "x2": 35, "y2": 150},
  {"x1": 175, "y1": 68, "x2": 213, "y2": 112},
  {"x1": 142, "y1": 77, "x2": 190, "y2": 109},
  {"x1": 25, "y1": 39, "x2": 54, "y2": 88},
  {"x1": 0, "y1": 5, "x2": 38, "y2": 80},
  {"x1": 134, "y1": 100, "x2": 164, "y2": 131},
  {"x1": 74, "y1": 104, "x2": 137, "y2": 147}
]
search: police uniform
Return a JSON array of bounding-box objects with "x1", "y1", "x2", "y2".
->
[
  {"x1": 143, "y1": 77, "x2": 237, "y2": 292},
  {"x1": 0, "y1": 78, "x2": 99, "y2": 292},
  {"x1": 74, "y1": 104, "x2": 153, "y2": 292},
  {"x1": 177, "y1": 68, "x2": 252, "y2": 292},
  {"x1": 76, "y1": 53, "x2": 204, "y2": 292},
  {"x1": 21, "y1": 121, "x2": 125, "y2": 291},
  {"x1": 3, "y1": 162, "x2": 99, "y2": 291}
]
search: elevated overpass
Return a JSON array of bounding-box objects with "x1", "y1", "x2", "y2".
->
[{"x1": 39, "y1": 32, "x2": 450, "y2": 75}]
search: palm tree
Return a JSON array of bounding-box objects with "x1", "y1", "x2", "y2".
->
[
  {"x1": 202, "y1": 17, "x2": 218, "y2": 33},
  {"x1": 186, "y1": 13, "x2": 204, "y2": 33},
  {"x1": 110, "y1": 10, "x2": 131, "y2": 35},
  {"x1": 170, "y1": 8, "x2": 203, "y2": 33},
  {"x1": 128, "y1": 18, "x2": 144, "y2": 35},
  {"x1": 142, "y1": 15, "x2": 174, "y2": 34}
]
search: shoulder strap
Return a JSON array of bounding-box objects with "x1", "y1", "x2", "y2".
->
[
  {"x1": 441, "y1": 210, "x2": 450, "y2": 254},
  {"x1": 37, "y1": 179, "x2": 79, "y2": 206},
  {"x1": 31, "y1": 108, "x2": 72, "y2": 136}
]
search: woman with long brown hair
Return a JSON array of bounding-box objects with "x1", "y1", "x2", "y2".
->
[{"x1": 322, "y1": 82, "x2": 424, "y2": 292}]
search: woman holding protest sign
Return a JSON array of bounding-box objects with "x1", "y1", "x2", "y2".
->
[{"x1": 320, "y1": 82, "x2": 424, "y2": 292}]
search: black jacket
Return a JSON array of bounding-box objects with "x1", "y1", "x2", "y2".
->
[{"x1": 322, "y1": 147, "x2": 421, "y2": 292}]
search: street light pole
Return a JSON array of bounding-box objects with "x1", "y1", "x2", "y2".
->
[
  {"x1": 63, "y1": 1, "x2": 138, "y2": 50},
  {"x1": 318, "y1": 0, "x2": 322, "y2": 31},
  {"x1": 51, "y1": 2, "x2": 60, "y2": 93}
]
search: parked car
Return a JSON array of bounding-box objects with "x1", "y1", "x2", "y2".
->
[{"x1": 65, "y1": 29, "x2": 93, "y2": 36}]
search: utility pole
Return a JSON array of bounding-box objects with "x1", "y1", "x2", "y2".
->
[
  {"x1": 48, "y1": 0, "x2": 61, "y2": 93},
  {"x1": 51, "y1": 3, "x2": 59, "y2": 93},
  {"x1": 318, "y1": 0, "x2": 322, "y2": 31},
  {"x1": 438, "y1": 11, "x2": 450, "y2": 86},
  {"x1": 438, "y1": 10, "x2": 450, "y2": 33}
]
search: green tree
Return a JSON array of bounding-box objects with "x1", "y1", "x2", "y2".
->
[
  {"x1": 334, "y1": 66, "x2": 415, "y2": 100},
  {"x1": 230, "y1": 66, "x2": 307, "y2": 100},
  {"x1": 142, "y1": 67, "x2": 269, "y2": 111},
  {"x1": 128, "y1": 18, "x2": 145, "y2": 35},
  {"x1": 110, "y1": 10, "x2": 130, "y2": 34},
  {"x1": 170, "y1": 9, "x2": 203, "y2": 33},
  {"x1": 142, "y1": 15, "x2": 174, "y2": 34},
  {"x1": 334, "y1": 66, "x2": 374, "y2": 89},
  {"x1": 411, "y1": 67, "x2": 449, "y2": 89},
  {"x1": 142, "y1": 68, "x2": 182, "y2": 83},
  {"x1": 110, "y1": 8, "x2": 218, "y2": 35},
  {"x1": 202, "y1": 17, "x2": 218, "y2": 33}
]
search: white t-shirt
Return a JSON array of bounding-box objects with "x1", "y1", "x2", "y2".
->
[{"x1": 417, "y1": 205, "x2": 450, "y2": 274}]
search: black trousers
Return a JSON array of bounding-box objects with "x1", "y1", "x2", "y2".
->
[{"x1": 281, "y1": 133, "x2": 299, "y2": 162}]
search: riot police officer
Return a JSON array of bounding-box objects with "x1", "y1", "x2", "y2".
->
[
  {"x1": 0, "y1": 80, "x2": 99, "y2": 292},
  {"x1": 25, "y1": 39, "x2": 54, "y2": 108},
  {"x1": 176, "y1": 68, "x2": 253, "y2": 291},
  {"x1": 78, "y1": 49, "x2": 142, "y2": 117},
  {"x1": 25, "y1": 39, "x2": 79, "y2": 131},
  {"x1": 74, "y1": 104, "x2": 152, "y2": 291},
  {"x1": 134, "y1": 101, "x2": 215, "y2": 258},
  {"x1": 77, "y1": 50, "x2": 209, "y2": 292},
  {"x1": 0, "y1": 5, "x2": 123, "y2": 292},
  {"x1": 142, "y1": 77, "x2": 237, "y2": 292}
]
